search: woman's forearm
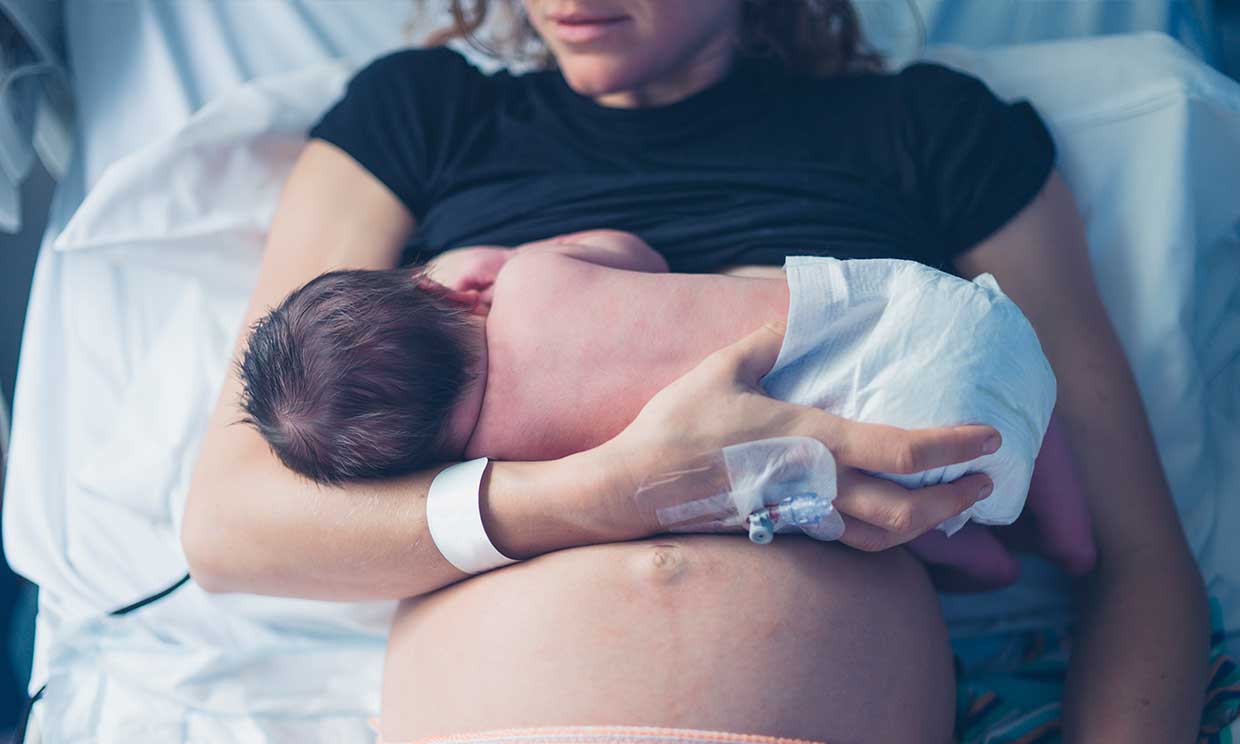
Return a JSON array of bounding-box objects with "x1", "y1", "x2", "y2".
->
[
  {"x1": 1063, "y1": 550, "x2": 1207, "y2": 742},
  {"x1": 954, "y1": 174, "x2": 1209, "y2": 740},
  {"x1": 183, "y1": 421, "x2": 630, "y2": 601},
  {"x1": 1052, "y1": 326, "x2": 1208, "y2": 741}
]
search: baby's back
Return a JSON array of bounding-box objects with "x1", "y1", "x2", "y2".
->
[
  {"x1": 465, "y1": 251, "x2": 1057, "y2": 536},
  {"x1": 463, "y1": 253, "x2": 789, "y2": 460}
]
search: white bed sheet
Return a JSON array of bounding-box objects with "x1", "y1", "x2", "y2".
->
[
  {"x1": 2, "y1": 2, "x2": 1238, "y2": 741},
  {"x1": 5, "y1": 3, "x2": 420, "y2": 740}
]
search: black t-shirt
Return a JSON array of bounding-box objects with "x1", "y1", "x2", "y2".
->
[{"x1": 309, "y1": 47, "x2": 1055, "y2": 273}]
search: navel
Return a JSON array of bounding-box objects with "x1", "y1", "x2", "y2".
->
[{"x1": 633, "y1": 542, "x2": 688, "y2": 585}]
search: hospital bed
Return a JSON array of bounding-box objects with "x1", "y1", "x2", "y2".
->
[{"x1": 2, "y1": 2, "x2": 1239, "y2": 741}]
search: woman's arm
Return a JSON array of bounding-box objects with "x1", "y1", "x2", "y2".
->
[
  {"x1": 954, "y1": 172, "x2": 1209, "y2": 742},
  {"x1": 184, "y1": 140, "x2": 441, "y2": 598},
  {"x1": 183, "y1": 141, "x2": 639, "y2": 599}
]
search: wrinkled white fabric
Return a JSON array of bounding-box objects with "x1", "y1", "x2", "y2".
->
[{"x1": 761, "y1": 256, "x2": 1057, "y2": 535}]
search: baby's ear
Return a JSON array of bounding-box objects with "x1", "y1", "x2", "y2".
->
[{"x1": 416, "y1": 277, "x2": 484, "y2": 314}]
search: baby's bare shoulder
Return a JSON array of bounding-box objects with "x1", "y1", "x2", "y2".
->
[
  {"x1": 494, "y1": 250, "x2": 673, "y2": 310},
  {"x1": 489, "y1": 252, "x2": 620, "y2": 344},
  {"x1": 495, "y1": 250, "x2": 598, "y2": 291}
]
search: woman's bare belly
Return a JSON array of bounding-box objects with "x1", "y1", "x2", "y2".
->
[{"x1": 382, "y1": 536, "x2": 955, "y2": 743}]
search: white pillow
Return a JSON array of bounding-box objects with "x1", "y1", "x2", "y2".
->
[
  {"x1": 927, "y1": 33, "x2": 1240, "y2": 629},
  {"x1": 53, "y1": 61, "x2": 352, "y2": 254}
]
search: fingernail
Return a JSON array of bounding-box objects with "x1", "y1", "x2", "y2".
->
[
  {"x1": 981, "y1": 435, "x2": 1001, "y2": 455},
  {"x1": 976, "y1": 482, "x2": 994, "y2": 501}
]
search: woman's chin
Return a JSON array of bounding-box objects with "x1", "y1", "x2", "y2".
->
[{"x1": 558, "y1": 62, "x2": 647, "y2": 103}]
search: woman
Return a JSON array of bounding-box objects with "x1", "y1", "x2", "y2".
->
[{"x1": 183, "y1": 1, "x2": 1209, "y2": 741}]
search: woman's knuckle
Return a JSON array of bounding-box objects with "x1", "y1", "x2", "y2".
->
[
  {"x1": 699, "y1": 350, "x2": 733, "y2": 376},
  {"x1": 890, "y1": 443, "x2": 920, "y2": 474},
  {"x1": 957, "y1": 484, "x2": 979, "y2": 512},
  {"x1": 885, "y1": 504, "x2": 915, "y2": 537}
]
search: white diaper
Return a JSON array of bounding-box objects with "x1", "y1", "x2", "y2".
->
[{"x1": 760, "y1": 256, "x2": 1057, "y2": 533}]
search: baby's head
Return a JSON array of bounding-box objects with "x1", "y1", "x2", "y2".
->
[{"x1": 238, "y1": 266, "x2": 481, "y2": 484}]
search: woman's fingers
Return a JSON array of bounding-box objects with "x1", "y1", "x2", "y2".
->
[
  {"x1": 719, "y1": 325, "x2": 1000, "y2": 475},
  {"x1": 833, "y1": 470, "x2": 993, "y2": 549},
  {"x1": 803, "y1": 414, "x2": 1000, "y2": 475},
  {"x1": 719, "y1": 321, "x2": 788, "y2": 387}
]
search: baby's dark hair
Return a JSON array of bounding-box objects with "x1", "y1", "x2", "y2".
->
[{"x1": 237, "y1": 266, "x2": 479, "y2": 485}]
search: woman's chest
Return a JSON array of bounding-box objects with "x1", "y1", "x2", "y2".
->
[{"x1": 407, "y1": 117, "x2": 940, "y2": 272}]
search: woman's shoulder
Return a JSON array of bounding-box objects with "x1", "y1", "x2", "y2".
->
[
  {"x1": 792, "y1": 61, "x2": 998, "y2": 116},
  {"x1": 887, "y1": 61, "x2": 1019, "y2": 120},
  {"x1": 348, "y1": 46, "x2": 492, "y2": 97},
  {"x1": 786, "y1": 60, "x2": 1053, "y2": 261},
  {"x1": 891, "y1": 61, "x2": 990, "y2": 92},
  {"x1": 346, "y1": 46, "x2": 547, "y2": 125},
  {"x1": 886, "y1": 61, "x2": 1056, "y2": 258},
  {"x1": 308, "y1": 46, "x2": 506, "y2": 220},
  {"x1": 796, "y1": 59, "x2": 1049, "y2": 165}
]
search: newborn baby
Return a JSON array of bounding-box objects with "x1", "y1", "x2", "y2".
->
[
  {"x1": 241, "y1": 229, "x2": 784, "y2": 473},
  {"x1": 240, "y1": 230, "x2": 1094, "y2": 586}
]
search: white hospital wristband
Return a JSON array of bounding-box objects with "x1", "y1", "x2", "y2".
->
[{"x1": 426, "y1": 457, "x2": 518, "y2": 575}]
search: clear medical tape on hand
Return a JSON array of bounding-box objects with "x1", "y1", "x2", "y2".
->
[{"x1": 633, "y1": 436, "x2": 844, "y2": 544}]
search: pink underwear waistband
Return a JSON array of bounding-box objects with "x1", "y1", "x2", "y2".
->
[{"x1": 375, "y1": 725, "x2": 828, "y2": 744}]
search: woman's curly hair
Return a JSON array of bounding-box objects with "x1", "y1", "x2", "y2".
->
[{"x1": 419, "y1": 0, "x2": 884, "y2": 76}]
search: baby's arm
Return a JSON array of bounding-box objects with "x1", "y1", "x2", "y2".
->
[{"x1": 515, "y1": 229, "x2": 668, "y2": 273}]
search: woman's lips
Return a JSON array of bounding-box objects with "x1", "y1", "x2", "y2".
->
[{"x1": 548, "y1": 15, "x2": 629, "y2": 44}]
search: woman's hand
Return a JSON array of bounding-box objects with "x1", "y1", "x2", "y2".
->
[{"x1": 599, "y1": 321, "x2": 999, "y2": 550}]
